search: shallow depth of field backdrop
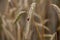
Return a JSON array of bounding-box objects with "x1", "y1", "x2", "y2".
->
[{"x1": 0, "y1": 0, "x2": 60, "y2": 40}]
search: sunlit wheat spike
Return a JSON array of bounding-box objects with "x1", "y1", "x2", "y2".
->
[{"x1": 25, "y1": 2, "x2": 36, "y2": 39}]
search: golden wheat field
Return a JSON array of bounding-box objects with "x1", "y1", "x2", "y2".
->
[{"x1": 0, "y1": 0, "x2": 60, "y2": 40}]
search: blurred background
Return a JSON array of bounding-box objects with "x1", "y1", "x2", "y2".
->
[{"x1": 0, "y1": 0, "x2": 60, "y2": 40}]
